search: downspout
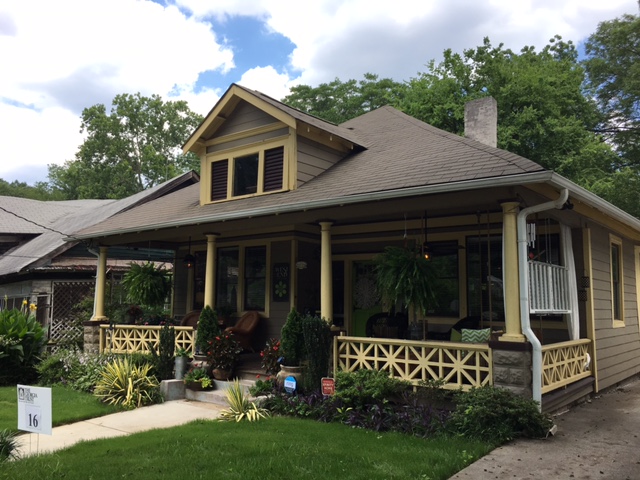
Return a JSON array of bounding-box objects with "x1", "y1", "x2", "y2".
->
[{"x1": 517, "y1": 188, "x2": 569, "y2": 407}]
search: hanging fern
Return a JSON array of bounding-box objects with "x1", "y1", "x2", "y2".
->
[{"x1": 121, "y1": 262, "x2": 171, "y2": 308}]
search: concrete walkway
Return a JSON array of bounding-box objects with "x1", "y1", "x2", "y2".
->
[
  {"x1": 15, "y1": 400, "x2": 222, "y2": 458},
  {"x1": 450, "y1": 376, "x2": 640, "y2": 480}
]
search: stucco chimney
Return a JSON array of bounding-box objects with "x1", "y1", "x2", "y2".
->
[{"x1": 464, "y1": 97, "x2": 497, "y2": 148}]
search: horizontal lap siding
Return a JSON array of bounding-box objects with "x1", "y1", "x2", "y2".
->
[
  {"x1": 590, "y1": 226, "x2": 640, "y2": 390},
  {"x1": 216, "y1": 100, "x2": 278, "y2": 136},
  {"x1": 268, "y1": 241, "x2": 292, "y2": 341},
  {"x1": 297, "y1": 137, "x2": 344, "y2": 187}
]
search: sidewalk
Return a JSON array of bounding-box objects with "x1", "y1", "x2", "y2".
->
[
  {"x1": 449, "y1": 376, "x2": 640, "y2": 480},
  {"x1": 15, "y1": 400, "x2": 222, "y2": 458}
]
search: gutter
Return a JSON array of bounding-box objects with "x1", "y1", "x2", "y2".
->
[{"x1": 517, "y1": 187, "x2": 569, "y2": 408}]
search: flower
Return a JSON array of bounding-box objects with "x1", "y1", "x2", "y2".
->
[
  {"x1": 260, "y1": 338, "x2": 282, "y2": 375},
  {"x1": 206, "y1": 333, "x2": 242, "y2": 370}
]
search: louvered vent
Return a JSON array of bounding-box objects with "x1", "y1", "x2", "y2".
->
[
  {"x1": 263, "y1": 146, "x2": 284, "y2": 192},
  {"x1": 211, "y1": 159, "x2": 228, "y2": 201}
]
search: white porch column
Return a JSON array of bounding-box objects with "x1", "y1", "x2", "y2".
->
[
  {"x1": 500, "y1": 201, "x2": 525, "y2": 342},
  {"x1": 320, "y1": 221, "x2": 333, "y2": 322},
  {"x1": 93, "y1": 246, "x2": 108, "y2": 321},
  {"x1": 204, "y1": 234, "x2": 218, "y2": 309}
]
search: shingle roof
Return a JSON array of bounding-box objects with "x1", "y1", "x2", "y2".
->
[{"x1": 74, "y1": 104, "x2": 546, "y2": 238}]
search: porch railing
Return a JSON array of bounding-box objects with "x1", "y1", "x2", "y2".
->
[
  {"x1": 541, "y1": 339, "x2": 591, "y2": 394},
  {"x1": 99, "y1": 325, "x2": 196, "y2": 354},
  {"x1": 334, "y1": 336, "x2": 492, "y2": 391},
  {"x1": 528, "y1": 261, "x2": 570, "y2": 314}
]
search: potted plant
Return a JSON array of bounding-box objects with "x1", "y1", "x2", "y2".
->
[
  {"x1": 121, "y1": 262, "x2": 171, "y2": 309},
  {"x1": 174, "y1": 347, "x2": 192, "y2": 380},
  {"x1": 374, "y1": 246, "x2": 435, "y2": 339},
  {"x1": 207, "y1": 333, "x2": 242, "y2": 380},
  {"x1": 260, "y1": 338, "x2": 281, "y2": 375},
  {"x1": 276, "y1": 308, "x2": 305, "y2": 390},
  {"x1": 195, "y1": 306, "x2": 220, "y2": 355},
  {"x1": 183, "y1": 367, "x2": 213, "y2": 390}
]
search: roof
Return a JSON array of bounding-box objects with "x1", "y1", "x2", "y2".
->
[
  {"x1": 75, "y1": 104, "x2": 551, "y2": 238},
  {"x1": 0, "y1": 171, "x2": 198, "y2": 277}
]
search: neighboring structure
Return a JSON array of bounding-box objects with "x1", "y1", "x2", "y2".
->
[
  {"x1": 73, "y1": 84, "x2": 640, "y2": 410},
  {"x1": 0, "y1": 172, "x2": 198, "y2": 344}
]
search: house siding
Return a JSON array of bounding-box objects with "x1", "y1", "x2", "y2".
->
[
  {"x1": 590, "y1": 225, "x2": 640, "y2": 390},
  {"x1": 297, "y1": 137, "x2": 344, "y2": 187},
  {"x1": 266, "y1": 240, "x2": 292, "y2": 342},
  {"x1": 215, "y1": 100, "x2": 279, "y2": 137},
  {"x1": 205, "y1": 128, "x2": 288, "y2": 154}
]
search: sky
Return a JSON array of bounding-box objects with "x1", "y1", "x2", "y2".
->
[{"x1": 0, "y1": 0, "x2": 638, "y2": 186}]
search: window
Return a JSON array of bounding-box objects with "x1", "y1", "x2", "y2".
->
[
  {"x1": 244, "y1": 246, "x2": 266, "y2": 311},
  {"x1": 216, "y1": 248, "x2": 239, "y2": 310},
  {"x1": 209, "y1": 145, "x2": 285, "y2": 202},
  {"x1": 467, "y1": 235, "x2": 504, "y2": 322},
  {"x1": 610, "y1": 236, "x2": 624, "y2": 325},
  {"x1": 426, "y1": 242, "x2": 460, "y2": 317}
]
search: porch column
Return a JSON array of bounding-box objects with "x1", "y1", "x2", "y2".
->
[
  {"x1": 92, "y1": 246, "x2": 108, "y2": 321},
  {"x1": 500, "y1": 201, "x2": 525, "y2": 342},
  {"x1": 204, "y1": 234, "x2": 218, "y2": 309},
  {"x1": 320, "y1": 221, "x2": 333, "y2": 323}
]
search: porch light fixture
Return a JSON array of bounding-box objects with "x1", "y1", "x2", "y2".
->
[{"x1": 183, "y1": 237, "x2": 195, "y2": 269}]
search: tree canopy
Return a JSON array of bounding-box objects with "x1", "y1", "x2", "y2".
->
[{"x1": 47, "y1": 93, "x2": 202, "y2": 200}]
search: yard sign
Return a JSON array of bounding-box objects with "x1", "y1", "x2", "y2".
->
[{"x1": 17, "y1": 384, "x2": 52, "y2": 435}]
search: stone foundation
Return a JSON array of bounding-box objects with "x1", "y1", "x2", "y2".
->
[
  {"x1": 83, "y1": 321, "x2": 108, "y2": 354},
  {"x1": 490, "y1": 340, "x2": 533, "y2": 398}
]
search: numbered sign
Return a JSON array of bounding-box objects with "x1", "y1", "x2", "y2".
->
[{"x1": 17, "y1": 385, "x2": 52, "y2": 435}]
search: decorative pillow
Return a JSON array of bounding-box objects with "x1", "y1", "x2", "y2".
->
[
  {"x1": 461, "y1": 328, "x2": 491, "y2": 343},
  {"x1": 450, "y1": 328, "x2": 462, "y2": 342}
]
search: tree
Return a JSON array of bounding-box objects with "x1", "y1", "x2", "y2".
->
[
  {"x1": 583, "y1": 12, "x2": 640, "y2": 169},
  {"x1": 282, "y1": 73, "x2": 407, "y2": 124},
  {"x1": 0, "y1": 179, "x2": 64, "y2": 200},
  {"x1": 47, "y1": 93, "x2": 202, "y2": 199}
]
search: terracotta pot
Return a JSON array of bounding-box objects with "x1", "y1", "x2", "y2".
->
[
  {"x1": 276, "y1": 365, "x2": 304, "y2": 392},
  {"x1": 211, "y1": 367, "x2": 233, "y2": 380}
]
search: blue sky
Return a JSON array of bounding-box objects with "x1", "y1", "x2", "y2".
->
[{"x1": 0, "y1": 0, "x2": 638, "y2": 185}]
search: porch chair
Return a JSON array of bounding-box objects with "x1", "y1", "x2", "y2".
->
[
  {"x1": 180, "y1": 310, "x2": 201, "y2": 328},
  {"x1": 224, "y1": 310, "x2": 260, "y2": 352}
]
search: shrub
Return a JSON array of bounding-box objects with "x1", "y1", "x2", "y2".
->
[
  {"x1": 249, "y1": 376, "x2": 277, "y2": 396},
  {"x1": 36, "y1": 348, "x2": 119, "y2": 392},
  {"x1": 447, "y1": 386, "x2": 553, "y2": 444},
  {"x1": 195, "y1": 306, "x2": 220, "y2": 354},
  {"x1": 94, "y1": 358, "x2": 160, "y2": 409},
  {"x1": 219, "y1": 380, "x2": 269, "y2": 422},
  {"x1": 147, "y1": 323, "x2": 175, "y2": 380},
  {"x1": 301, "y1": 314, "x2": 332, "y2": 393},
  {"x1": 0, "y1": 304, "x2": 47, "y2": 385},
  {"x1": 0, "y1": 429, "x2": 18, "y2": 462},
  {"x1": 334, "y1": 369, "x2": 410, "y2": 408},
  {"x1": 280, "y1": 308, "x2": 304, "y2": 366},
  {"x1": 207, "y1": 333, "x2": 242, "y2": 370},
  {"x1": 183, "y1": 367, "x2": 212, "y2": 389}
]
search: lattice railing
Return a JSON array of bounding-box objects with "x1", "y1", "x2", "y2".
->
[
  {"x1": 99, "y1": 325, "x2": 196, "y2": 354},
  {"x1": 334, "y1": 336, "x2": 492, "y2": 391},
  {"x1": 541, "y1": 339, "x2": 592, "y2": 394}
]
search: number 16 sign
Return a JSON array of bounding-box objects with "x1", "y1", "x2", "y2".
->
[{"x1": 17, "y1": 385, "x2": 52, "y2": 435}]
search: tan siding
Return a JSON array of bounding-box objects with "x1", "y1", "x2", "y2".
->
[
  {"x1": 216, "y1": 100, "x2": 279, "y2": 137},
  {"x1": 297, "y1": 137, "x2": 344, "y2": 187},
  {"x1": 590, "y1": 225, "x2": 640, "y2": 390},
  {"x1": 206, "y1": 128, "x2": 288, "y2": 154},
  {"x1": 266, "y1": 241, "x2": 293, "y2": 341}
]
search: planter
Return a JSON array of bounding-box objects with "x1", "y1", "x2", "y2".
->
[
  {"x1": 211, "y1": 367, "x2": 233, "y2": 381},
  {"x1": 174, "y1": 356, "x2": 189, "y2": 380},
  {"x1": 184, "y1": 381, "x2": 213, "y2": 391},
  {"x1": 276, "y1": 365, "x2": 304, "y2": 392}
]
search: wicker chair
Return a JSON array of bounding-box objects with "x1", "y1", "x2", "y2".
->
[{"x1": 224, "y1": 311, "x2": 260, "y2": 351}]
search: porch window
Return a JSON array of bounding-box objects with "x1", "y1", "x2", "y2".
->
[
  {"x1": 233, "y1": 153, "x2": 259, "y2": 196},
  {"x1": 216, "y1": 248, "x2": 239, "y2": 310},
  {"x1": 466, "y1": 235, "x2": 504, "y2": 323},
  {"x1": 426, "y1": 241, "x2": 459, "y2": 317},
  {"x1": 610, "y1": 236, "x2": 623, "y2": 324},
  {"x1": 244, "y1": 246, "x2": 267, "y2": 311}
]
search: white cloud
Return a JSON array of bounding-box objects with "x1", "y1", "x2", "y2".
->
[{"x1": 1, "y1": 0, "x2": 637, "y2": 185}]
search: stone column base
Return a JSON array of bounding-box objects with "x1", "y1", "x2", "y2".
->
[
  {"x1": 83, "y1": 321, "x2": 109, "y2": 354},
  {"x1": 490, "y1": 340, "x2": 533, "y2": 398}
]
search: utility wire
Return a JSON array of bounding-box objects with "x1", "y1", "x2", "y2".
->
[{"x1": 0, "y1": 204, "x2": 82, "y2": 241}]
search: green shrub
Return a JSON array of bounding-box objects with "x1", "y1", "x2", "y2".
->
[
  {"x1": 195, "y1": 306, "x2": 220, "y2": 354},
  {"x1": 302, "y1": 314, "x2": 332, "y2": 393},
  {"x1": 0, "y1": 429, "x2": 18, "y2": 462},
  {"x1": 0, "y1": 306, "x2": 47, "y2": 385},
  {"x1": 334, "y1": 369, "x2": 410, "y2": 408},
  {"x1": 36, "y1": 348, "x2": 118, "y2": 392},
  {"x1": 280, "y1": 308, "x2": 304, "y2": 366},
  {"x1": 93, "y1": 358, "x2": 160, "y2": 409},
  {"x1": 147, "y1": 323, "x2": 175, "y2": 380},
  {"x1": 447, "y1": 386, "x2": 553, "y2": 444}
]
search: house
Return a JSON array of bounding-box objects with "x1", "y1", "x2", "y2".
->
[
  {"x1": 72, "y1": 84, "x2": 640, "y2": 411},
  {"x1": 0, "y1": 172, "x2": 198, "y2": 345}
]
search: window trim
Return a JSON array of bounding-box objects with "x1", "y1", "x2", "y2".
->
[
  {"x1": 610, "y1": 234, "x2": 624, "y2": 327},
  {"x1": 204, "y1": 139, "x2": 289, "y2": 203}
]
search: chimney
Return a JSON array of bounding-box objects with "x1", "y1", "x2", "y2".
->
[{"x1": 464, "y1": 97, "x2": 497, "y2": 148}]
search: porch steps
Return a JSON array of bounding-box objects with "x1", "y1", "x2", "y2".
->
[{"x1": 185, "y1": 378, "x2": 256, "y2": 407}]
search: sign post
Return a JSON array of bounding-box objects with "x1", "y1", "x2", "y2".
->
[{"x1": 17, "y1": 385, "x2": 52, "y2": 436}]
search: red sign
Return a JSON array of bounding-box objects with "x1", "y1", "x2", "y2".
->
[{"x1": 321, "y1": 377, "x2": 335, "y2": 396}]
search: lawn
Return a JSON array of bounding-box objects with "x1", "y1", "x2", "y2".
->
[
  {"x1": 1, "y1": 416, "x2": 492, "y2": 480},
  {"x1": 0, "y1": 386, "x2": 119, "y2": 432}
]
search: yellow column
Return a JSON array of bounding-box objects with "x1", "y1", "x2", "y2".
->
[
  {"x1": 93, "y1": 246, "x2": 108, "y2": 321},
  {"x1": 204, "y1": 234, "x2": 218, "y2": 309},
  {"x1": 320, "y1": 221, "x2": 333, "y2": 323},
  {"x1": 500, "y1": 201, "x2": 525, "y2": 342}
]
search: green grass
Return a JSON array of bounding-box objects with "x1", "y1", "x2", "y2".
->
[
  {"x1": 0, "y1": 386, "x2": 119, "y2": 432},
  {"x1": 1, "y1": 417, "x2": 491, "y2": 480}
]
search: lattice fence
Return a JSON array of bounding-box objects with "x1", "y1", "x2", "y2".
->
[
  {"x1": 50, "y1": 281, "x2": 94, "y2": 346},
  {"x1": 99, "y1": 325, "x2": 196, "y2": 354},
  {"x1": 541, "y1": 339, "x2": 592, "y2": 394}
]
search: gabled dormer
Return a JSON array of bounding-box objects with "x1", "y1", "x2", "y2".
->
[{"x1": 183, "y1": 84, "x2": 365, "y2": 206}]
